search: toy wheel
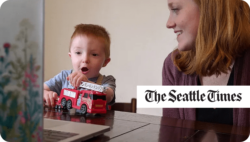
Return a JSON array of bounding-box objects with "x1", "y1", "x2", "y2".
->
[
  {"x1": 61, "y1": 98, "x2": 67, "y2": 109},
  {"x1": 60, "y1": 114, "x2": 66, "y2": 120},
  {"x1": 80, "y1": 104, "x2": 87, "y2": 115},
  {"x1": 80, "y1": 116, "x2": 86, "y2": 122},
  {"x1": 67, "y1": 100, "x2": 72, "y2": 109},
  {"x1": 58, "y1": 105, "x2": 61, "y2": 109},
  {"x1": 66, "y1": 114, "x2": 71, "y2": 121}
]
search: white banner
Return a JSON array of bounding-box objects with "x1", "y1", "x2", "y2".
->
[{"x1": 137, "y1": 86, "x2": 250, "y2": 108}]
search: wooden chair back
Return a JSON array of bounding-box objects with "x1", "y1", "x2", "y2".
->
[{"x1": 110, "y1": 98, "x2": 136, "y2": 113}]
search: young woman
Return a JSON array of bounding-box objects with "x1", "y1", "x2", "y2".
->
[{"x1": 163, "y1": 0, "x2": 250, "y2": 126}]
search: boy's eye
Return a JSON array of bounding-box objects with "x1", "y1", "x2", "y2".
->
[
  {"x1": 76, "y1": 52, "x2": 81, "y2": 55},
  {"x1": 92, "y1": 54, "x2": 98, "y2": 56}
]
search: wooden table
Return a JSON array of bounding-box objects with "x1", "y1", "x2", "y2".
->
[{"x1": 43, "y1": 108, "x2": 250, "y2": 142}]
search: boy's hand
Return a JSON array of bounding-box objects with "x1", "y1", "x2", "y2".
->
[
  {"x1": 44, "y1": 90, "x2": 58, "y2": 108},
  {"x1": 67, "y1": 71, "x2": 88, "y2": 88}
]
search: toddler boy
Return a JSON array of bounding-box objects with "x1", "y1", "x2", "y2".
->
[{"x1": 44, "y1": 24, "x2": 115, "y2": 108}]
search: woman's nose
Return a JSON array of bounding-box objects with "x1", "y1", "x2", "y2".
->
[{"x1": 166, "y1": 17, "x2": 175, "y2": 29}]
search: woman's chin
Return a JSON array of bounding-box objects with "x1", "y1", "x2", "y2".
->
[{"x1": 177, "y1": 43, "x2": 194, "y2": 51}]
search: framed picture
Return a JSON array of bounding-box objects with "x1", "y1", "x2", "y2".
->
[{"x1": 0, "y1": 0, "x2": 44, "y2": 141}]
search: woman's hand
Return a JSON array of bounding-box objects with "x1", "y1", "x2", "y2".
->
[{"x1": 67, "y1": 71, "x2": 88, "y2": 88}]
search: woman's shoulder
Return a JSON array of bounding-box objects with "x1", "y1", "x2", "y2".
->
[
  {"x1": 163, "y1": 52, "x2": 174, "y2": 66},
  {"x1": 163, "y1": 50, "x2": 180, "y2": 69},
  {"x1": 162, "y1": 51, "x2": 197, "y2": 85},
  {"x1": 162, "y1": 52, "x2": 182, "y2": 85},
  {"x1": 163, "y1": 52, "x2": 184, "y2": 77}
]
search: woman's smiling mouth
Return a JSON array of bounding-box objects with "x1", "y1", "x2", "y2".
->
[{"x1": 175, "y1": 31, "x2": 183, "y2": 38}]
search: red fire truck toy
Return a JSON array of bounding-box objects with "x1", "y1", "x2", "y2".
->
[{"x1": 56, "y1": 82, "x2": 107, "y2": 115}]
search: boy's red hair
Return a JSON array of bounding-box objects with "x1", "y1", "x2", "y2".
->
[{"x1": 70, "y1": 24, "x2": 111, "y2": 59}]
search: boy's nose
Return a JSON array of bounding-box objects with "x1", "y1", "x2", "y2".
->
[
  {"x1": 82, "y1": 59, "x2": 89, "y2": 63},
  {"x1": 82, "y1": 55, "x2": 90, "y2": 63}
]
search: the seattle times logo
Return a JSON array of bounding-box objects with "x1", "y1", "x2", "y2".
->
[
  {"x1": 145, "y1": 89, "x2": 242, "y2": 103},
  {"x1": 137, "y1": 86, "x2": 249, "y2": 108}
]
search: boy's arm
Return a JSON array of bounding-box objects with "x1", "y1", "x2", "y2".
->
[
  {"x1": 101, "y1": 75, "x2": 116, "y2": 105},
  {"x1": 103, "y1": 87, "x2": 114, "y2": 104},
  {"x1": 44, "y1": 83, "x2": 58, "y2": 107}
]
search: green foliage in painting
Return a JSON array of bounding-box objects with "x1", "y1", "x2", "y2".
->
[{"x1": 0, "y1": 19, "x2": 42, "y2": 142}]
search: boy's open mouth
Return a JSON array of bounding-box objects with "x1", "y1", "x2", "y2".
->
[{"x1": 81, "y1": 67, "x2": 89, "y2": 73}]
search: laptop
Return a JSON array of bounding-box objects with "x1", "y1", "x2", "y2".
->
[
  {"x1": 44, "y1": 118, "x2": 110, "y2": 142},
  {"x1": 0, "y1": 0, "x2": 109, "y2": 141}
]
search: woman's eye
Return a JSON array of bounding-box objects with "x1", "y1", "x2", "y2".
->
[
  {"x1": 93, "y1": 54, "x2": 98, "y2": 56},
  {"x1": 171, "y1": 8, "x2": 179, "y2": 13}
]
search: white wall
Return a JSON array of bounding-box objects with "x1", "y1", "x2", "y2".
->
[{"x1": 45, "y1": 0, "x2": 178, "y2": 116}]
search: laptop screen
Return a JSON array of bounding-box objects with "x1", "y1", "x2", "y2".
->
[{"x1": 0, "y1": 0, "x2": 44, "y2": 141}]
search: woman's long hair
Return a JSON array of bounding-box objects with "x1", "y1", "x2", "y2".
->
[{"x1": 173, "y1": 0, "x2": 250, "y2": 76}]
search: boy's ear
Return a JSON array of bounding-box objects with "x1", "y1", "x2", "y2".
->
[
  {"x1": 68, "y1": 53, "x2": 71, "y2": 58},
  {"x1": 103, "y1": 58, "x2": 111, "y2": 67}
]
